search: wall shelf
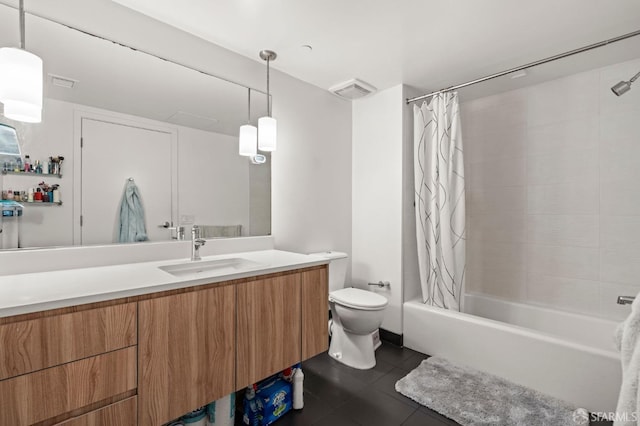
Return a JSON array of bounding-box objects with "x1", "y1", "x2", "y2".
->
[
  {"x1": 1, "y1": 171, "x2": 63, "y2": 178},
  {"x1": 23, "y1": 202, "x2": 63, "y2": 206}
]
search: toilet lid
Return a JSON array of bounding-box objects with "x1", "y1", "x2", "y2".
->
[{"x1": 329, "y1": 287, "x2": 388, "y2": 310}]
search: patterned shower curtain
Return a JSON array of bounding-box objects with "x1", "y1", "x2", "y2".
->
[{"x1": 413, "y1": 92, "x2": 466, "y2": 311}]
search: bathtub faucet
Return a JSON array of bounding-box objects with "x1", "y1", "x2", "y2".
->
[{"x1": 618, "y1": 295, "x2": 636, "y2": 305}]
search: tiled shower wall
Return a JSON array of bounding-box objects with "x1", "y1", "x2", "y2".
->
[{"x1": 462, "y1": 57, "x2": 640, "y2": 320}]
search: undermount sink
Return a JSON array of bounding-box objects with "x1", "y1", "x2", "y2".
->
[{"x1": 159, "y1": 257, "x2": 266, "y2": 277}]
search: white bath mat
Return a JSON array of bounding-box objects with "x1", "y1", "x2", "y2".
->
[{"x1": 395, "y1": 357, "x2": 578, "y2": 426}]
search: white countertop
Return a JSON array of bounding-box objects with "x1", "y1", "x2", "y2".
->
[{"x1": 0, "y1": 250, "x2": 329, "y2": 318}]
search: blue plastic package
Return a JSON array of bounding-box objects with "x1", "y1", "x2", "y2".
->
[{"x1": 256, "y1": 377, "x2": 292, "y2": 425}]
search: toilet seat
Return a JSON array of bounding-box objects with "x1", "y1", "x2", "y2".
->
[{"x1": 329, "y1": 287, "x2": 388, "y2": 311}]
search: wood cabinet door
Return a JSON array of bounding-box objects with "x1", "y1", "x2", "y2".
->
[
  {"x1": 236, "y1": 273, "x2": 301, "y2": 389},
  {"x1": 302, "y1": 267, "x2": 329, "y2": 360},
  {"x1": 138, "y1": 285, "x2": 235, "y2": 426}
]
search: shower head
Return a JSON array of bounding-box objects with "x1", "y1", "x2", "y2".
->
[
  {"x1": 612, "y1": 80, "x2": 631, "y2": 96},
  {"x1": 611, "y1": 70, "x2": 640, "y2": 96}
]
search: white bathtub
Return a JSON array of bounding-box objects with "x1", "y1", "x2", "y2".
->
[{"x1": 403, "y1": 293, "x2": 621, "y2": 412}]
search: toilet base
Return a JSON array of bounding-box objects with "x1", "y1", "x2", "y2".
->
[{"x1": 328, "y1": 325, "x2": 376, "y2": 370}]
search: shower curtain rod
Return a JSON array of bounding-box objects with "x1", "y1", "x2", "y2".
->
[{"x1": 406, "y1": 28, "x2": 640, "y2": 104}]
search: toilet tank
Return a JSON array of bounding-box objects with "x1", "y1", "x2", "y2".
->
[{"x1": 309, "y1": 251, "x2": 348, "y2": 293}]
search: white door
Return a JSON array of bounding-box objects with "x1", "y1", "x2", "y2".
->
[{"x1": 81, "y1": 118, "x2": 174, "y2": 245}]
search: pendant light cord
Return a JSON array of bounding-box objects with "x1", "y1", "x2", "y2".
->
[
  {"x1": 266, "y1": 57, "x2": 271, "y2": 117},
  {"x1": 19, "y1": 0, "x2": 25, "y2": 49},
  {"x1": 247, "y1": 88, "x2": 251, "y2": 124}
]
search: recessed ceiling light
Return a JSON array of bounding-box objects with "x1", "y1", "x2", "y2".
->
[{"x1": 301, "y1": 44, "x2": 313, "y2": 52}]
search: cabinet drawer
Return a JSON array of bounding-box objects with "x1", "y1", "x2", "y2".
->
[
  {"x1": 0, "y1": 303, "x2": 137, "y2": 380},
  {"x1": 55, "y1": 397, "x2": 137, "y2": 426},
  {"x1": 0, "y1": 346, "x2": 137, "y2": 425}
]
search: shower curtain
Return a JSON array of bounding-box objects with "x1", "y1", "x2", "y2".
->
[{"x1": 414, "y1": 92, "x2": 466, "y2": 311}]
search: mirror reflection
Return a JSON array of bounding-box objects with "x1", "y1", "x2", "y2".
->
[{"x1": 0, "y1": 4, "x2": 271, "y2": 250}]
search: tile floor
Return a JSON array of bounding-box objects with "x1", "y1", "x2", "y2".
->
[
  {"x1": 275, "y1": 344, "x2": 453, "y2": 426},
  {"x1": 243, "y1": 344, "x2": 614, "y2": 426}
]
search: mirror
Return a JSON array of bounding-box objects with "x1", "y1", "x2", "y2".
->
[{"x1": 0, "y1": 3, "x2": 271, "y2": 250}]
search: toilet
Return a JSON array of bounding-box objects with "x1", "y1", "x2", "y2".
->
[{"x1": 310, "y1": 251, "x2": 388, "y2": 370}]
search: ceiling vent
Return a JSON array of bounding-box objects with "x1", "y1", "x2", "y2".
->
[
  {"x1": 329, "y1": 79, "x2": 376, "y2": 100},
  {"x1": 166, "y1": 111, "x2": 219, "y2": 132}
]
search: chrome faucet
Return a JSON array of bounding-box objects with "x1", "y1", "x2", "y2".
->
[{"x1": 191, "y1": 225, "x2": 206, "y2": 261}]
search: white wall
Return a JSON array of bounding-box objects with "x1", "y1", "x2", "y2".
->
[
  {"x1": 402, "y1": 86, "x2": 422, "y2": 304},
  {"x1": 352, "y1": 85, "x2": 404, "y2": 334},
  {"x1": 463, "y1": 56, "x2": 640, "y2": 321},
  {"x1": 270, "y1": 73, "x2": 352, "y2": 275}
]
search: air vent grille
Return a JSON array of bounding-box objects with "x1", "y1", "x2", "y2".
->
[{"x1": 329, "y1": 79, "x2": 376, "y2": 100}]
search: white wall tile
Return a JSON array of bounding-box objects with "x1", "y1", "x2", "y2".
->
[
  {"x1": 525, "y1": 70, "x2": 599, "y2": 126},
  {"x1": 601, "y1": 247, "x2": 640, "y2": 285},
  {"x1": 527, "y1": 148, "x2": 598, "y2": 185},
  {"x1": 467, "y1": 241, "x2": 526, "y2": 272},
  {"x1": 528, "y1": 182, "x2": 598, "y2": 215},
  {"x1": 464, "y1": 124, "x2": 526, "y2": 164},
  {"x1": 600, "y1": 110, "x2": 640, "y2": 144},
  {"x1": 527, "y1": 245, "x2": 599, "y2": 281},
  {"x1": 463, "y1": 58, "x2": 640, "y2": 320},
  {"x1": 526, "y1": 273, "x2": 600, "y2": 315},
  {"x1": 470, "y1": 157, "x2": 526, "y2": 191},
  {"x1": 601, "y1": 136, "x2": 640, "y2": 183},
  {"x1": 468, "y1": 186, "x2": 526, "y2": 214},
  {"x1": 601, "y1": 215, "x2": 640, "y2": 248},
  {"x1": 467, "y1": 267, "x2": 526, "y2": 301},
  {"x1": 527, "y1": 215, "x2": 599, "y2": 247},
  {"x1": 601, "y1": 182, "x2": 640, "y2": 216},
  {"x1": 468, "y1": 213, "x2": 526, "y2": 243},
  {"x1": 526, "y1": 118, "x2": 598, "y2": 157}
]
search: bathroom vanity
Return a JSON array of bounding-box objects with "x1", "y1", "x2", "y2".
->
[{"x1": 0, "y1": 250, "x2": 329, "y2": 426}]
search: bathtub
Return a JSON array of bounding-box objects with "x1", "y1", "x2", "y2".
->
[{"x1": 403, "y1": 293, "x2": 621, "y2": 412}]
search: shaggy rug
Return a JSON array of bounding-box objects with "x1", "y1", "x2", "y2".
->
[{"x1": 395, "y1": 357, "x2": 579, "y2": 426}]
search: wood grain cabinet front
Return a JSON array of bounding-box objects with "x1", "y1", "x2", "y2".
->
[
  {"x1": 0, "y1": 303, "x2": 137, "y2": 380},
  {"x1": 302, "y1": 267, "x2": 329, "y2": 360},
  {"x1": 236, "y1": 273, "x2": 302, "y2": 389},
  {"x1": 0, "y1": 347, "x2": 137, "y2": 425},
  {"x1": 137, "y1": 284, "x2": 236, "y2": 426}
]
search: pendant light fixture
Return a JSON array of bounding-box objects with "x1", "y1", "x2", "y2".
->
[
  {"x1": 0, "y1": 0, "x2": 43, "y2": 123},
  {"x1": 258, "y1": 50, "x2": 277, "y2": 152},
  {"x1": 239, "y1": 88, "x2": 257, "y2": 156}
]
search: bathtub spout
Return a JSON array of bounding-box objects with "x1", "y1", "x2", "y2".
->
[{"x1": 618, "y1": 296, "x2": 635, "y2": 305}]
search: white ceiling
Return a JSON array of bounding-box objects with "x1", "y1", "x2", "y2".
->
[{"x1": 110, "y1": 0, "x2": 640, "y2": 96}]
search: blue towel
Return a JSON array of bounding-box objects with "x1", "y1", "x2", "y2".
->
[{"x1": 118, "y1": 180, "x2": 148, "y2": 243}]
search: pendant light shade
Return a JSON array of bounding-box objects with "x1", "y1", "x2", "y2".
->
[
  {"x1": 258, "y1": 50, "x2": 277, "y2": 152},
  {"x1": 239, "y1": 123, "x2": 257, "y2": 156},
  {"x1": 258, "y1": 116, "x2": 276, "y2": 151},
  {"x1": 0, "y1": 0, "x2": 43, "y2": 124},
  {"x1": 239, "y1": 88, "x2": 257, "y2": 156},
  {"x1": 0, "y1": 47, "x2": 43, "y2": 123}
]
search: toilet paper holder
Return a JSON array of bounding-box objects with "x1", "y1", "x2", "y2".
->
[{"x1": 367, "y1": 281, "x2": 391, "y2": 289}]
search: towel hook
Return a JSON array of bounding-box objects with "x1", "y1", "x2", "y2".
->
[{"x1": 128, "y1": 177, "x2": 134, "y2": 182}]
